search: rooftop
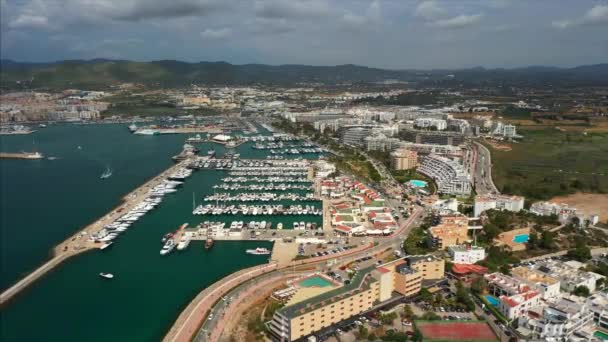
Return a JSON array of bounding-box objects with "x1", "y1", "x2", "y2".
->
[{"x1": 276, "y1": 266, "x2": 378, "y2": 319}]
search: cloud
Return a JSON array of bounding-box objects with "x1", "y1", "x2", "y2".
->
[
  {"x1": 339, "y1": 0, "x2": 382, "y2": 30},
  {"x1": 431, "y1": 14, "x2": 483, "y2": 28},
  {"x1": 414, "y1": 1, "x2": 445, "y2": 20},
  {"x1": 254, "y1": 0, "x2": 330, "y2": 20},
  {"x1": 9, "y1": 14, "x2": 54, "y2": 30},
  {"x1": 114, "y1": 0, "x2": 226, "y2": 21},
  {"x1": 201, "y1": 28, "x2": 232, "y2": 39},
  {"x1": 552, "y1": 4, "x2": 608, "y2": 29}
]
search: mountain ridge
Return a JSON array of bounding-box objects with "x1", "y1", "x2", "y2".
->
[{"x1": 1, "y1": 59, "x2": 607, "y2": 89}]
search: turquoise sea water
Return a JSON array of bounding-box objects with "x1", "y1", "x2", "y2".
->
[{"x1": 0, "y1": 123, "x2": 310, "y2": 341}]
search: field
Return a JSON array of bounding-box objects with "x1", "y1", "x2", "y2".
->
[
  {"x1": 487, "y1": 129, "x2": 608, "y2": 202},
  {"x1": 415, "y1": 321, "x2": 497, "y2": 341}
]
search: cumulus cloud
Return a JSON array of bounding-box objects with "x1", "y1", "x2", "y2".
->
[
  {"x1": 415, "y1": 1, "x2": 445, "y2": 20},
  {"x1": 414, "y1": 1, "x2": 482, "y2": 29},
  {"x1": 9, "y1": 14, "x2": 54, "y2": 30},
  {"x1": 254, "y1": 0, "x2": 330, "y2": 20},
  {"x1": 201, "y1": 28, "x2": 232, "y2": 39},
  {"x1": 339, "y1": 0, "x2": 381, "y2": 30},
  {"x1": 431, "y1": 14, "x2": 484, "y2": 28},
  {"x1": 552, "y1": 4, "x2": 608, "y2": 29}
]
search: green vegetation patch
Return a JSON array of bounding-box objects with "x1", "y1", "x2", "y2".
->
[{"x1": 487, "y1": 129, "x2": 608, "y2": 201}]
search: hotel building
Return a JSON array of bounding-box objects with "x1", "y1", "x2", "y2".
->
[
  {"x1": 268, "y1": 256, "x2": 444, "y2": 341},
  {"x1": 390, "y1": 148, "x2": 418, "y2": 170},
  {"x1": 428, "y1": 215, "x2": 470, "y2": 249},
  {"x1": 418, "y1": 154, "x2": 472, "y2": 196},
  {"x1": 474, "y1": 194, "x2": 525, "y2": 217},
  {"x1": 485, "y1": 272, "x2": 542, "y2": 320},
  {"x1": 448, "y1": 245, "x2": 486, "y2": 264}
]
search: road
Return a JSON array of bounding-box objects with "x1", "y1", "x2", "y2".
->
[
  {"x1": 193, "y1": 207, "x2": 425, "y2": 342},
  {"x1": 473, "y1": 141, "x2": 499, "y2": 195}
]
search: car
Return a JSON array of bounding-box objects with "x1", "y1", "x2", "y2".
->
[
  {"x1": 354, "y1": 320, "x2": 363, "y2": 326},
  {"x1": 207, "y1": 313, "x2": 214, "y2": 320},
  {"x1": 336, "y1": 329, "x2": 344, "y2": 335},
  {"x1": 402, "y1": 320, "x2": 412, "y2": 326}
]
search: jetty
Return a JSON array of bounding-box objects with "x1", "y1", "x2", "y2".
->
[
  {"x1": 0, "y1": 152, "x2": 44, "y2": 160},
  {"x1": 0, "y1": 159, "x2": 191, "y2": 306}
]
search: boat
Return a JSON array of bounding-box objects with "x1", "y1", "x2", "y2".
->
[
  {"x1": 205, "y1": 237, "x2": 214, "y2": 249},
  {"x1": 277, "y1": 223, "x2": 283, "y2": 230},
  {"x1": 99, "y1": 272, "x2": 114, "y2": 279},
  {"x1": 161, "y1": 233, "x2": 173, "y2": 243},
  {"x1": 246, "y1": 247, "x2": 271, "y2": 255},
  {"x1": 160, "y1": 239, "x2": 176, "y2": 255},
  {"x1": 100, "y1": 242, "x2": 113, "y2": 250},
  {"x1": 128, "y1": 123, "x2": 138, "y2": 133},
  {"x1": 100, "y1": 167, "x2": 113, "y2": 179},
  {"x1": 176, "y1": 236, "x2": 191, "y2": 251}
]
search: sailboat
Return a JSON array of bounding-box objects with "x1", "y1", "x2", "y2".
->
[{"x1": 100, "y1": 167, "x2": 113, "y2": 179}]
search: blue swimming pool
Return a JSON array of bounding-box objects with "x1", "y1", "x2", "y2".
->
[
  {"x1": 513, "y1": 234, "x2": 530, "y2": 243},
  {"x1": 409, "y1": 180, "x2": 428, "y2": 188},
  {"x1": 485, "y1": 295, "x2": 499, "y2": 307},
  {"x1": 299, "y1": 276, "x2": 333, "y2": 288}
]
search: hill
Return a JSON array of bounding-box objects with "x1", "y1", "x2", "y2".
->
[{"x1": 1, "y1": 59, "x2": 607, "y2": 89}]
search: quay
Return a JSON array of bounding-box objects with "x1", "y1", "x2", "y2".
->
[
  {"x1": 0, "y1": 152, "x2": 44, "y2": 160},
  {"x1": 0, "y1": 159, "x2": 191, "y2": 306}
]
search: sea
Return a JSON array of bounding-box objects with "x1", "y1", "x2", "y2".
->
[{"x1": 0, "y1": 123, "x2": 321, "y2": 341}]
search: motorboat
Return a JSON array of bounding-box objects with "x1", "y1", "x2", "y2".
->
[{"x1": 99, "y1": 272, "x2": 114, "y2": 279}]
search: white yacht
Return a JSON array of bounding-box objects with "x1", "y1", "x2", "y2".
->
[
  {"x1": 99, "y1": 272, "x2": 114, "y2": 279},
  {"x1": 160, "y1": 239, "x2": 176, "y2": 255},
  {"x1": 246, "y1": 247, "x2": 271, "y2": 255},
  {"x1": 176, "y1": 236, "x2": 191, "y2": 251}
]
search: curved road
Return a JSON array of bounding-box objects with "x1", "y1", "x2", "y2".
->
[{"x1": 163, "y1": 205, "x2": 423, "y2": 342}]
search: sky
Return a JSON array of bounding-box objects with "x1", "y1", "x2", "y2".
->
[{"x1": 1, "y1": 0, "x2": 607, "y2": 69}]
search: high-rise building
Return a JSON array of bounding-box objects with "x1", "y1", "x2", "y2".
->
[{"x1": 390, "y1": 148, "x2": 418, "y2": 170}]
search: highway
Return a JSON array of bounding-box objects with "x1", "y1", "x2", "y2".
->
[{"x1": 473, "y1": 141, "x2": 500, "y2": 195}]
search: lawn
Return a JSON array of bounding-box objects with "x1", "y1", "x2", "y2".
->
[{"x1": 487, "y1": 129, "x2": 608, "y2": 202}]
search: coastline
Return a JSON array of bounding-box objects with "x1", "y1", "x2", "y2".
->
[{"x1": 0, "y1": 159, "x2": 188, "y2": 306}]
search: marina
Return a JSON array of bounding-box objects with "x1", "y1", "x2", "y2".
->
[{"x1": 0, "y1": 122, "x2": 323, "y2": 341}]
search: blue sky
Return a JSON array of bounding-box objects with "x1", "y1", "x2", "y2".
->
[{"x1": 1, "y1": 0, "x2": 607, "y2": 69}]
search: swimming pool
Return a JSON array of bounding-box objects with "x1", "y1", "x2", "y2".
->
[
  {"x1": 594, "y1": 331, "x2": 608, "y2": 340},
  {"x1": 513, "y1": 234, "x2": 530, "y2": 243},
  {"x1": 298, "y1": 276, "x2": 333, "y2": 288},
  {"x1": 409, "y1": 180, "x2": 428, "y2": 188},
  {"x1": 485, "y1": 295, "x2": 500, "y2": 307}
]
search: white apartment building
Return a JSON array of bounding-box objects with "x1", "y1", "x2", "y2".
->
[
  {"x1": 414, "y1": 118, "x2": 447, "y2": 130},
  {"x1": 448, "y1": 245, "x2": 485, "y2": 264},
  {"x1": 511, "y1": 267, "x2": 561, "y2": 300},
  {"x1": 587, "y1": 292, "x2": 608, "y2": 331},
  {"x1": 485, "y1": 272, "x2": 542, "y2": 321},
  {"x1": 474, "y1": 194, "x2": 525, "y2": 217},
  {"x1": 365, "y1": 133, "x2": 400, "y2": 151},
  {"x1": 418, "y1": 154, "x2": 472, "y2": 196},
  {"x1": 532, "y1": 259, "x2": 605, "y2": 293},
  {"x1": 518, "y1": 296, "x2": 594, "y2": 341}
]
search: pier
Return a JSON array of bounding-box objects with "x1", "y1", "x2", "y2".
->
[
  {"x1": 0, "y1": 159, "x2": 191, "y2": 305},
  {"x1": 0, "y1": 152, "x2": 44, "y2": 160}
]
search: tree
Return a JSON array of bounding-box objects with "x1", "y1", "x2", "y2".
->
[
  {"x1": 471, "y1": 276, "x2": 488, "y2": 295},
  {"x1": 572, "y1": 285, "x2": 590, "y2": 297},
  {"x1": 357, "y1": 325, "x2": 369, "y2": 340},
  {"x1": 419, "y1": 288, "x2": 433, "y2": 303},
  {"x1": 500, "y1": 264, "x2": 512, "y2": 275},
  {"x1": 540, "y1": 231, "x2": 556, "y2": 250},
  {"x1": 567, "y1": 246, "x2": 591, "y2": 262},
  {"x1": 403, "y1": 304, "x2": 414, "y2": 320},
  {"x1": 528, "y1": 232, "x2": 539, "y2": 250},
  {"x1": 369, "y1": 333, "x2": 377, "y2": 341},
  {"x1": 380, "y1": 312, "x2": 398, "y2": 325},
  {"x1": 421, "y1": 312, "x2": 441, "y2": 320}
]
